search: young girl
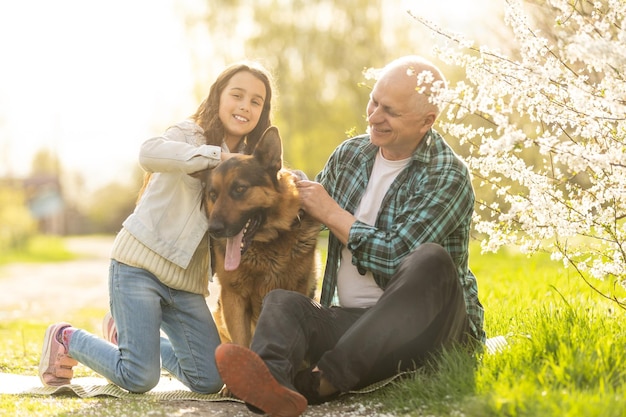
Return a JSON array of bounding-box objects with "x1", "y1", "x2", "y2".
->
[{"x1": 38, "y1": 60, "x2": 274, "y2": 394}]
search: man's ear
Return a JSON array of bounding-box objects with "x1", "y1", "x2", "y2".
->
[{"x1": 423, "y1": 112, "x2": 437, "y2": 130}]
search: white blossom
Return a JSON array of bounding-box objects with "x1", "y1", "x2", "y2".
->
[{"x1": 408, "y1": 0, "x2": 626, "y2": 303}]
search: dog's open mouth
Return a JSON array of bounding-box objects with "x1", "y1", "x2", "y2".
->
[{"x1": 224, "y1": 213, "x2": 262, "y2": 271}]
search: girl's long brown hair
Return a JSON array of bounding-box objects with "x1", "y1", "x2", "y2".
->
[
  {"x1": 192, "y1": 60, "x2": 275, "y2": 153},
  {"x1": 137, "y1": 61, "x2": 275, "y2": 202}
]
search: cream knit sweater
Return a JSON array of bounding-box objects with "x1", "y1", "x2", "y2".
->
[{"x1": 111, "y1": 228, "x2": 211, "y2": 297}]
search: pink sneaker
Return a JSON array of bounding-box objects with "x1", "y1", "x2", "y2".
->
[
  {"x1": 102, "y1": 312, "x2": 118, "y2": 345},
  {"x1": 38, "y1": 323, "x2": 79, "y2": 386}
]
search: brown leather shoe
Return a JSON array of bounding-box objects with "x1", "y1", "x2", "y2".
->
[{"x1": 215, "y1": 344, "x2": 307, "y2": 417}]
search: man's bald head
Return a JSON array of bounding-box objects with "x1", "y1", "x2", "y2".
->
[{"x1": 377, "y1": 56, "x2": 447, "y2": 116}]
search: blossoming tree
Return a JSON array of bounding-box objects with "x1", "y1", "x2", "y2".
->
[{"x1": 410, "y1": 0, "x2": 625, "y2": 306}]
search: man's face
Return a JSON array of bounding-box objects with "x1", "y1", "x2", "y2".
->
[{"x1": 366, "y1": 67, "x2": 435, "y2": 160}]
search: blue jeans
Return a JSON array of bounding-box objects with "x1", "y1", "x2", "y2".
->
[{"x1": 67, "y1": 260, "x2": 223, "y2": 393}]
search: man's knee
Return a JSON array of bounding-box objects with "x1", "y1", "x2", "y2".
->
[
  {"x1": 414, "y1": 242, "x2": 449, "y2": 259},
  {"x1": 263, "y1": 288, "x2": 310, "y2": 305},
  {"x1": 405, "y1": 243, "x2": 454, "y2": 270},
  {"x1": 393, "y1": 243, "x2": 458, "y2": 290},
  {"x1": 264, "y1": 288, "x2": 304, "y2": 305},
  {"x1": 261, "y1": 289, "x2": 314, "y2": 316}
]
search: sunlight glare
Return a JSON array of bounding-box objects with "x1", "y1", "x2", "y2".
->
[{"x1": 402, "y1": 0, "x2": 487, "y2": 27}]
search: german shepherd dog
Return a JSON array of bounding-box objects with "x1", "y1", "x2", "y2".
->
[{"x1": 204, "y1": 126, "x2": 320, "y2": 348}]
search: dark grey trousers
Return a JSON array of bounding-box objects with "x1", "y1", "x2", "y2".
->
[{"x1": 249, "y1": 242, "x2": 471, "y2": 393}]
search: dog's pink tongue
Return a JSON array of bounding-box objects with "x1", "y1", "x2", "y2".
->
[{"x1": 224, "y1": 229, "x2": 244, "y2": 271}]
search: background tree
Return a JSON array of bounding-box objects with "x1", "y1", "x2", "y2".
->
[
  {"x1": 0, "y1": 183, "x2": 37, "y2": 251},
  {"x1": 409, "y1": 0, "x2": 626, "y2": 305},
  {"x1": 84, "y1": 166, "x2": 144, "y2": 234},
  {"x1": 30, "y1": 149, "x2": 62, "y2": 177},
  {"x1": 194, "y1": 0, "x2": 414, "y2": 177}
]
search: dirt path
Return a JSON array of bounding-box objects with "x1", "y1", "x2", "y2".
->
[
  {"x1": 0, "y1": 235, "x2": 221, "y2": 322},
  {"x1": 0, "y1": 236, "x2": 113, "y2": 322},
  {"x1": 0, "y1": 236, "x2": 385, "y2": 416}
]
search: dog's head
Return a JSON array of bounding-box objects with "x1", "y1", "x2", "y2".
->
[{"x1": 205, "y1": 126, "x2": 298, "y2": 271}]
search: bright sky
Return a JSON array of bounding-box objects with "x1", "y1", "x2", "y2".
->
[
  {"x1": 403, "y1": 0, "x2": 493, "y2": 28},
  {"x1": 0, "y1": 0, "x2": 204, "y2": 191},
  {"x1": 0, "y1": 0, "x2": 494, "y2": 193}
]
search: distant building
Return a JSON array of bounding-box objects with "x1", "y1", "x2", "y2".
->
[{"x1": 23, "y1": 174, "x2": 65, "y2": 235}]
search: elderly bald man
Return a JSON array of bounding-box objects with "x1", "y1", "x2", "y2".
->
[{"x1": 215, "y1": 56, "x2": 485, "y2": 417}]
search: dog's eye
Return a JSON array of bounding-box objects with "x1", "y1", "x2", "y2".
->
[
  {"x1": 208, "y1": 190, "x2": 217, "y2": 202},
  {"x1": 234, "y1": 185, "x2": 248, "y2": 195}
]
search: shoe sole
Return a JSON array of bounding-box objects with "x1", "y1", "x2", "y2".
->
[
  {"x1": 215, "y1": 344, "x2": 307, "y2": 417},
  {"x1": 38, "y1": 325, "x2": 55, "y2": 385},
  {"x1": 39, "y1": 322, "x2": 73, "y2": 386}
]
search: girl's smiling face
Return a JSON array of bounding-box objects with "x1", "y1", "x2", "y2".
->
[{"x1": 218, "y1": 70, "x2": 267, "y2": 148}]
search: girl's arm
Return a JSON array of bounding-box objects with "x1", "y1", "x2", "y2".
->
[{"x1": 139, "y1": 121, "x2": 222, "y2": 174}]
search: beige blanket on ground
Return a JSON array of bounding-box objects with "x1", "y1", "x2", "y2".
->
[
  {"x1": 1, "y1": 371, "x2": 407, "y2": 401},
  {"x1": 2, "y1": 337, "x2": 507, "y2": 400}
]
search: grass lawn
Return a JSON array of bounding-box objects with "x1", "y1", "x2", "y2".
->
[
  {"x1": 377, "y1": 245, "x2": 626, "y2": 417},
  {"x1": 0, "y1": 235, "x2": 77, "y2": 265},
  {"x1": 1, "y1": 237, "x2": 625, "y2": 416}
]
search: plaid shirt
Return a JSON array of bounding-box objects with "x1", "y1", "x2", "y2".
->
[{"x1": 316, "y1": 130, "x2": 485, "y2": 342}]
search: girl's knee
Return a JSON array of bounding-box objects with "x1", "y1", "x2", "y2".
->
[
  {"x1": 122, "y1": 373, "x2": 160, "y2": 394},
  {"x1": 115, "y1": 364, "x2": 161, "y2": 393},
  {"x1": 187, "y1": 377, "x2": 223, "y2": 394}
]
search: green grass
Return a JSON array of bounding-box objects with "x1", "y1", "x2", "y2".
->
[
  {"x1": 0, "y1": 235, "x2": 77, "y2": 265},
  {"x1": 1, "y1": 237, "x2": 625, "y2": 416},
  {"x1": 365, "y1": 245, "x2": 626, "y2": 417},
  {"x1": 0, "y1": 314, "x2": 108, "y2": 376}
]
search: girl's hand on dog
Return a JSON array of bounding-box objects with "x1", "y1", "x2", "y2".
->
[
  {"x1": 220, "y1": 151, "x2": 237, "y2": 161},
  {"x1": 189, "y1": 152, "x2": 237, "y2": 179}
]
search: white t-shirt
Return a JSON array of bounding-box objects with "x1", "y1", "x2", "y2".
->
[{"x1": 337, "y1": 150, "x2": 411, "y2": 308}]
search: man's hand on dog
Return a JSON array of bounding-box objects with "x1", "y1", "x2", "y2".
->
[{"x1": 296, "y1": 180, "x2": 354, "y2": 245}]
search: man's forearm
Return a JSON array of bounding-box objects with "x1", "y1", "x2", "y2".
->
[{"x1": 322, "y1": 207, "x2": 355, "y2": 246}]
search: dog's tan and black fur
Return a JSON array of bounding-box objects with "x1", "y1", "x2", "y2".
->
[{"x1": 205, "y1": 126, "x2": 319, "y2": 347}]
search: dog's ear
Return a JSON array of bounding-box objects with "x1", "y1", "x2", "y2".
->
[{"x1": 254, "y1": 126, "x2": 283, "y2": 175}]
